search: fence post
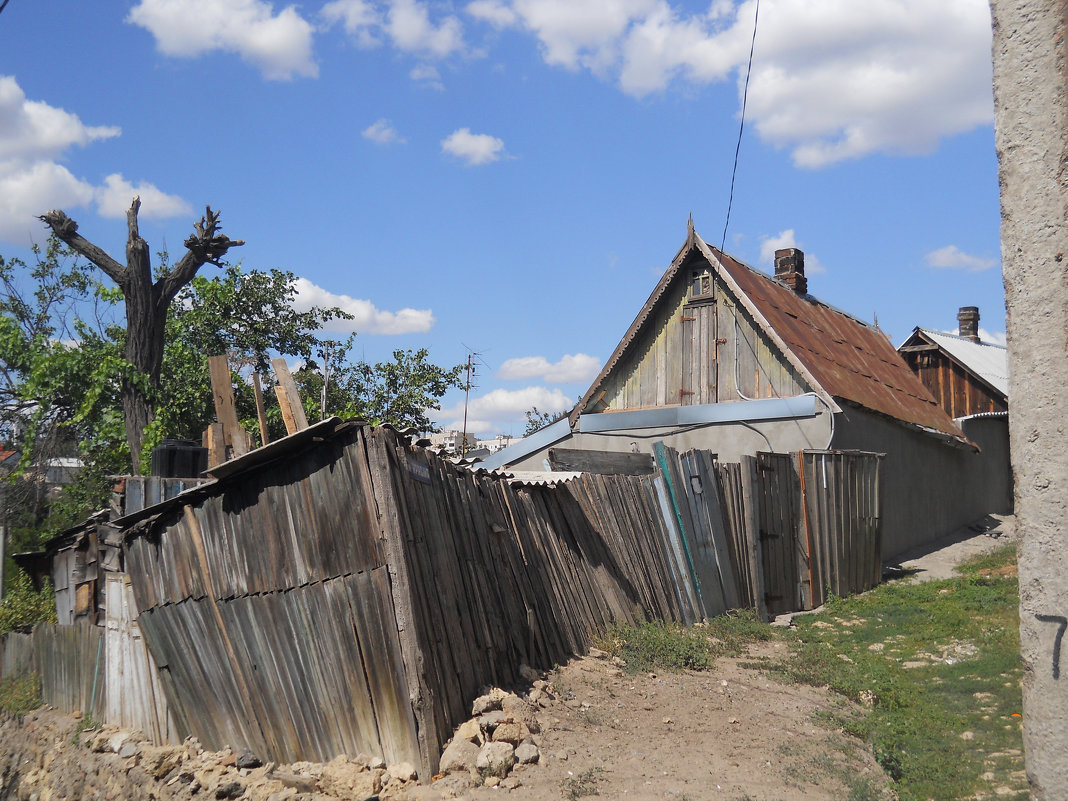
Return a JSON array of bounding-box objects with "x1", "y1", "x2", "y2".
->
[{"x1": 739, "y1": 456, "x2": 768, "y2": 621}]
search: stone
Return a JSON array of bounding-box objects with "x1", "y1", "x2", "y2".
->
[
  {"x1": 407, "y1": 786, "x2": 445, "y2": 801},
  {"x1": 388, "y1": 761, "x2": 418, "y2": 782},
  {"x1": 501, "y1": 695, "x2": 540, "y2": 734},
  {"x1": 518, "y1": 664, "x2": 539, "y2": 682},
  {"x1": 471, "y1": 688, "x2": 506, "y2": 715},
  {"x1": 500, "y1": 775, "x2": 522, "y2": 789},
  {"x1": 236, "y1": 750, "x2": 262, "y2": 770},
  {"x1": 587, "y1": 647, "x2": 608, "y2": 659},
  {"x1": 118, "y1": 743, "x2": 141, "y2": 760},
  {"x1": 491, "y1": 722, "x2": 526, "y2": 745},
  {"x1": 478, "y1": 710, "x2": 508, "y2": 731},
  {"x1": 454, "y1": 718, "x2": 481, "y2": 743},
  {"x1": 439, "y1": 738, "x2": 480, "y2": 775},
  {"x1": 271, "y1": 772, "x2": 317, "y2": 794},
  {"x1": 317, "y1": 759, "x2": 381, "y2": 798},
  {"x1": 215, "y1": 780, "x2": 244, "y2": 799},
  {"x1": 483, "y1": 775, "x2": 500, "y2": 787},
  {"x1": 514, "y1": 743, "x2": 539, "y2": 765},
  {"x1": 368, "y1": 756, "x2": 387, "y2": 770},
  {"x1": 139, "y1": 745, "x2": 184, "y2": 780},
  {"x1": 475, "y1": 742, "x2": 515, "y2": 776}
]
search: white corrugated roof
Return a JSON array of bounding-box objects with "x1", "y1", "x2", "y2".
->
[{"x1": 920, "y1": 329, "x2": 1009, "y2": 396}]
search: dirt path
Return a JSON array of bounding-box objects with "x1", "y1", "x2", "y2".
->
[{"x1": 457, "y1": 642, "x2": 889, "y2": 801}]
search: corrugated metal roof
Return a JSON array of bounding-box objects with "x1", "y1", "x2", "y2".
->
[
  {"x1": 714, "y1": 249, "x2": 965, "y2": 440},
  {"x1": 575, "y1": 226, "x2": 966, "y2": 444},
  {"x1": 913, "y1": 328, "x2": 1009, "y2": 396}
]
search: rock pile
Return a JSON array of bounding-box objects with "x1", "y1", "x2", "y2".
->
[
  {"x1": 0, "y1": 709, "x2": 422, "y2": 801},
  {"x1": 0, "y1": 665, "x2": 557, "y2": 800},
  {"x1": 434, "y1": 672, "x2": 550, "y2": 794}
]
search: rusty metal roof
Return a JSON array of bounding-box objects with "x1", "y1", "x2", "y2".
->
[
  {"x1": 713, "y1": 248, "x2": 965, "y2": 440},
  {"x1": 576, "y1": 226, "x2": 966, "y2": 443}
]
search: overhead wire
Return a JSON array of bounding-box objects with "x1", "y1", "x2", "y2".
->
[{"x1": 721, "y1": 0, "x2": 761, "y2": 252}]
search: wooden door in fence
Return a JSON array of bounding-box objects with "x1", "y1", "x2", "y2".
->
[
  {"x1": 754, "y1": 452, "x2": 803, "y2": 617},
  {"x1": 105, "y1": 574, "x2": 181, "y2": 743},
  {"x1": 799, "y1": 451, "x2": 883, "y2": 606}
]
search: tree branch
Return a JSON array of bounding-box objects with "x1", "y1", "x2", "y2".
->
[
  {"x1": 158, "y1": 206, "x2": 244, "y2": 304},
  {"x1": 38, "y1": 210, "x2": 128, "y2": 286}
]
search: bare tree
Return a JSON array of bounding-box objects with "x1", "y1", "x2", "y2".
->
[{"x1": 40, "y1": 198, "x2": 243, "y2": 471}]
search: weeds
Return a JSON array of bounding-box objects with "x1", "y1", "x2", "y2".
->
[
  {"x1": 0, "y1": 672, "x2": 41, "y2": 716},
  {"x1": 596, "y1": 609, "x2": 771, "y2": 675},
  {"x1": 562, "y1": 767, "x2": 604, "y2": 800}
]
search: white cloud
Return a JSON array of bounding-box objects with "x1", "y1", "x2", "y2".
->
[
  {"x1": 410, "y1": 64, "x2": 445, "y2": 88},
  {"x1": 324, "y1": 0, "x2": 466, "y2": 58},
  {"x1": 465, "y1": 0, "x2": 517, "y2": 28},
  {"x1": 321, "y1": 0, "x2": 382, "y2": 47},
  {"x1": 292, "y1": 277, "x2": 435, "y2": 334},
  {"x1": 441, "y1": 128, "x2": 506, "y2": 165},
  {"x1": 470, "y1": 0, "x2": 993, "y2": 166},
  {"x1": 979, "y1": 329, "x2": 1007, "y2": 347},
  {"x1": 497, "y1": 353, "x2": 601, "y2": 383},
  {"x1": 0, "y1": 162, "x2": 95, "y2": 244},
  {"x1": 128, "y1": 0, "x2": 318, "y2": 80},
  {"x1": 362, "y1": 118, "x2": 406, "y2": 144},
  {"x1": 94, "y1": 174, "x2": 193, "y2": 219},
  {"x1": 0, "y1": 76, "x2": 189, "y2": 245},
  {"x1": 0, "y1": 76, "x2": 120, "y2": 161},
  {"x1": 758, "y1": 229, "x2": 825, "y2": 274},
  {"x1": 924, "y1": 244, "x2": 998, "y2": 272},
  {"x1": 435, "y1": 385, "x2": 573, "y2": 431},
  {"x1": 388, "y1": 0, "x2": 465, "y2": 57}
]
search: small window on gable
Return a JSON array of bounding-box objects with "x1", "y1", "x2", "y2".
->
[{"x1": 690, "y1": 268, "x2": 713, "y2": 299}]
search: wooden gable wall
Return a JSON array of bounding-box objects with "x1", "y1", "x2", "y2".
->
[
  {"x1": 595, "y1": 255, "x2": 810, "y2": 412},
  {"x1": 901, "y1": 348, "x2": 1008, "y2": 418}
]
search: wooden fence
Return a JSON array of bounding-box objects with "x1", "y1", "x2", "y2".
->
[
  {"x1": 6, "y1": 421, "x2": 883, "y2": 781},
  {"x1": 0, "y1": 577, "x2": 178, "y2": 743}
]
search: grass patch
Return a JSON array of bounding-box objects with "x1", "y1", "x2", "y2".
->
[
  {"x1": 762, "y1": 544, "x2": 1025, "y2": 801},
  {"x1": 596, "y1": 609, "x2": 771, "y2": 675},
  {"x1": 0, "y1": 672, "x2": 41, "y2": 716},
  {"x1": 562, "y1": 767, "x2": 604, "y2": 800}
]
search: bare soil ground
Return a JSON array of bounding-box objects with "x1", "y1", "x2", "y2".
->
[{"x1": 459, "y1": 642, "x2": 891, "y2": 801}]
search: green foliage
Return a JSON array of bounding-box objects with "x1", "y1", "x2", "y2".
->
[
  {"x1": 0, "y1": 672, "x2": 41, "y2": 716},
  {"x1": 562, "y1": 767, "x2": 604, "y2": 800},
  {"x1": 0, "y1": 570, "x2": 56, "y2": 635},
  {"x1": 523, "y1": 406, "x2": 564, "y2": 437},
  {"x1": 762, "y1": 545, "x2": 1024, "y2": 801},
  {"x1": 597, "y1": 610, "x2": 772, "y2": 675}
]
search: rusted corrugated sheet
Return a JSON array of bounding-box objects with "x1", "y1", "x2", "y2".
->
[{"x1": 717, "y1": 251, "x2": 964, "y2": 440}]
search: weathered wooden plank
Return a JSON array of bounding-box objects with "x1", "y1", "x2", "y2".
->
[
  {"x1": 547, "y1": 448, "x2": 655, "y2": 476},
  {"x1": 271, "y1": 358, "x2": 309, "y2": 433}
]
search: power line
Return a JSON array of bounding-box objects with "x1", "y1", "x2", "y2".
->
[{"x1": 721, "y1": 0, "x2": 761, "y2": 253}]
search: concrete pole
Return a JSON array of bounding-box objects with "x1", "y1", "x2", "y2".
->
[{"x1": 990, "y1": 1, "x2": 1068, "y2": 797}]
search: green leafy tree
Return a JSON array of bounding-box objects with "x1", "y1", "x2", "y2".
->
[
  {"x1": 523, "y1": 406, "x2": 564, "y2": 436},
  {"x1": 40, "y1": 199, "x2": 244, "y2": 471},
  {"x1": 295, "y1": 341, "x2": 463, "y2": 433}
]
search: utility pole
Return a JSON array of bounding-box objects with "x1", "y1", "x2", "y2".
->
[{"x1": 461, "y1": 354, "x2": 473, "y2": 457}]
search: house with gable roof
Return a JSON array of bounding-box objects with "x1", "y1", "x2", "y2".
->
[
  {"x1": 482, "y1": 222, "x2": 1006, "y2": 558},
  {"x1": 898, "y1": 307, "x2": 1012, "y2": 514}
]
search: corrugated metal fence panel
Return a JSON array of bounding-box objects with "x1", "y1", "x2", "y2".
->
[
  {"x1": 34, "y1": 621, "x2": 106, "y2": 720},
  {"x1": 0, "y1": 631, "x2": 36, "y2": 679},
  {"x1": 104, "y1": 574, "x2": 183, "y2": 743}
]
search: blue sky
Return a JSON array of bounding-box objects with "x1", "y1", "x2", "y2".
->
[{"x1": 0, "y1": 0, "x2": 1003, "y2": 436}]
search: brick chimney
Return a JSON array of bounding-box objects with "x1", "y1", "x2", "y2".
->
[
  {"x1": 774, "y1": 248, "x2": 807, "y2": 295},
  {"x1": 957, "y1": 306, "x2": 981, "y2": 343}
]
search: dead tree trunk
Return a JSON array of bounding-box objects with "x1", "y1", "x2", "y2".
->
[{"x1": 40, "y1": 198, "x2": 243, "y2": 472}]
